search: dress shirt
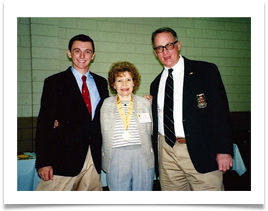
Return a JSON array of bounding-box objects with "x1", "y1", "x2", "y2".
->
[
  {"x1": 157, "y1": 55, "x2": 185, "y2": 138},
  {"x1": 71, "y1": 66, "x2": 100, "y2": 119}
]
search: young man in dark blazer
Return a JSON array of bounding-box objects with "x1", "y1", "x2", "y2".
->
[
  {"x1": 150, "y1": 27, "x2": 233, "y2": 191},
  {"x1": 35, "y1": 34, "x2": 109, "y2": 191}
]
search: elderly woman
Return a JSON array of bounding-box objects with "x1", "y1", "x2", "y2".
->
[{"x1": 100, "y1": 61, "x2": 154, "y2": 191}]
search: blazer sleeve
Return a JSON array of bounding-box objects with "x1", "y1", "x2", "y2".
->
[
  {"x1": 208, "y1": 64, "x2": 233, "y2": 155},
  {"x1": 35, "y1": 77, "x2": 58, "y2": 170}
]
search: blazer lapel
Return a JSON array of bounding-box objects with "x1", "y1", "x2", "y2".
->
[
  {"x1": 92, "y1": 73, "x2": 106, "y2": 101},
  {"x1": 151, "y1": 70, "x2": 163, "y2": 112},
  {"x1": 182, "y1": 57, "x2": 196, "y2": 117},
  {"x1": 91, "y1": 73, "x2": 108, "y2": 122}
]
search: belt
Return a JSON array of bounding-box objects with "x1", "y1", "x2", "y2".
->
[
  {"x1": 176, "y1": 137, "x2": 186, "y2": 143},
  {"x1": 159, "y1": 133, "x2": 186, "y2": 144}
]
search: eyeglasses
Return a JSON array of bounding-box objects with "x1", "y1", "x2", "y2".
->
[{"x1": 154, "y1": 40, "x2": 178, "y2": 54}]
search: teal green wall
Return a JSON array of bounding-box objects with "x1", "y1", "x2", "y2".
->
[{"x1": 17, "y1": 17, "x2": 251, "y2": 117}]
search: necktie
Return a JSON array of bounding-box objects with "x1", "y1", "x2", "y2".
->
[
  {"x1": 82, "y1": 75, "x2": 92, "y2": 115},
  {"x1": 164, "y1": 68, "x2": 176, "y2": 147}
]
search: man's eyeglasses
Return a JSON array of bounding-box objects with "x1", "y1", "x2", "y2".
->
[{"x1": 154, "y1": 40, "x2": 178, "y2": 54}]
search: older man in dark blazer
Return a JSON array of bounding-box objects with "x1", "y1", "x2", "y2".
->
[
  {"x1": 150, "y1": 27, "x2": 233, "y2": 191},
  {"x1": 35, "y1": 34, "x2": 109, "y2": 191}
]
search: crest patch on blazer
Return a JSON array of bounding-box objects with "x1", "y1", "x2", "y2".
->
[{"x1": 196, "y1": 93, "x2": 207, "y2": 108}]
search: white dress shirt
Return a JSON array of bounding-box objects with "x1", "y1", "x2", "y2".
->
[{"x1": 157, "y1": 55, "x2": 185, "y2": 138}]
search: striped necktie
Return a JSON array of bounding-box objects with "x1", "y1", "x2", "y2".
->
[{"x1": 164, "y1": 68, "x2": 176, "y2": 147}]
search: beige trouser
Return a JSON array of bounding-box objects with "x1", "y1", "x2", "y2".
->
[
  {"x1": 158, "y1": 135, "x2": 223, "y2": 191},
  {"x1": 35, "y1": 146, "x2": 102, "y2": 191}
]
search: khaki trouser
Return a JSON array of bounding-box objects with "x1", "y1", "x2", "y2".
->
[
  {"x1": 158, "y1": 135, "x2": 223, "y2": 191},
  {"x1": 35, "y1": 146, "x2": 102, "y2": 191}
]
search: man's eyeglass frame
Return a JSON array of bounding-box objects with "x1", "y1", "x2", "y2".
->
[{"x1": 154, "y1": 40, "x2": 178, "y2": 54}]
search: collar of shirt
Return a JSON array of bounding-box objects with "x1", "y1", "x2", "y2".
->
[
  {"x1": 163, "y1": 55, "x2": 184, "y2": 76},
  {"x1": 71, "y1": 66, "x2": 93, "y2": 90}
]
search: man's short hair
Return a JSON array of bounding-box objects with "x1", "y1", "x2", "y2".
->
[
  {"x1": 68, "y1": 34, "x2": 95, "y2": 53},
  {"x1": 151, "y1": 27, "x2": 178, "y2": 44}
]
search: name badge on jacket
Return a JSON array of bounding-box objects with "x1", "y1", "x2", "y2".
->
[
  {"x1": 137, "y1": 113, "x2": 152, "y2": 123},
  {"x1": 196, "y1": 93, "x2": 207, "y2": 108}
]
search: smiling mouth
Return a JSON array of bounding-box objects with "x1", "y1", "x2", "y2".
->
[
  {"x1": 164, "y1": 56, "x2": 171, "y2": 60},
  {"x1": 121, "y1": 88, "x2": 129, "y2": 91},
  {"x1": 78, "y1": 60, "x2": 86, "y2": 63}
]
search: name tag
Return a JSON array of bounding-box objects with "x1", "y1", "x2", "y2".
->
[{"x1": 137, "y1": 113, "x2": 152, "y2": 123}]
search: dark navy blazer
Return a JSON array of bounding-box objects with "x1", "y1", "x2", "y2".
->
[
  {"x1": 150, "y1": 56, "x2": 233, "y2": 176},
  {"x1": 35, "y1": 67, "x2": 109, "y2": 176}
]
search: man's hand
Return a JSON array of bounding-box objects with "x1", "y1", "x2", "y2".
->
[
  {"x1": 38, "y1": 166, "x2": 53, "y2": 181},
  {"x1": 216, "y1": 154, "x2": 233, "y2": 173},
  {"x1": 143, "y1": 95, "x2": 153, "y2": 104}
]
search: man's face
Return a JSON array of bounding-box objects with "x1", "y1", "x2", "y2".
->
[
  {"x1": 67, "y1": 41, "x2": 95, "y2": 73},
  {"x1": 153, "y1": 32, "x2": 181, "y2": 68}
]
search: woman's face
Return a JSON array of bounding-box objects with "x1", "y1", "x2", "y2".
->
[{"x1": 114, "y1": 71, "x2": 134, "y2": 100}]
